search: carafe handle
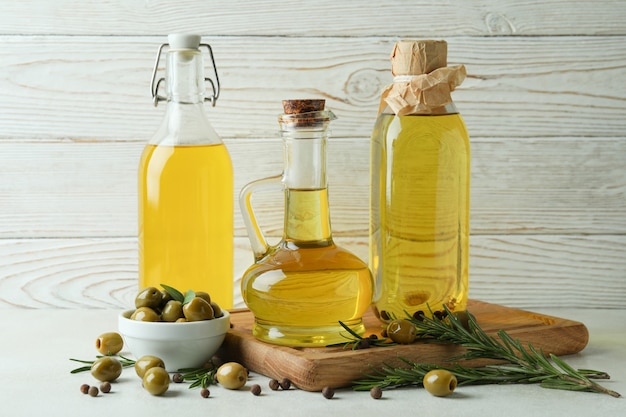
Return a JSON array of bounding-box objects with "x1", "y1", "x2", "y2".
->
[{"x1": 239, "y1": 175, "x2": 283, "y2": 261}]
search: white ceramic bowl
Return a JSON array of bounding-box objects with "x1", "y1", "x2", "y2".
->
[{"x1": 118, "y1": 310, "x2": 230, "y2": 372}]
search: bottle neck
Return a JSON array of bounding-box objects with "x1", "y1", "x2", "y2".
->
[
  {"x1": 167, "y1": 49, "x2": 205, "y2": 104},
  {"x1": 281, "y1": 125, "x2": 332, "y2": 244},
  {"x1": 151, "y1": 49, "x2": 220, "y2": 146}
]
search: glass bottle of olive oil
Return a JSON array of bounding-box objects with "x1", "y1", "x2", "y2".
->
[
  {"x1": 240, "y1": 100, "x2": 373, "y2": 347},
  {"x1": 139, "y1": 34, "x2": 234, "y2": 308},
  {"x1": 370, "y1": 40, "x2": 470, "y2": 321}
]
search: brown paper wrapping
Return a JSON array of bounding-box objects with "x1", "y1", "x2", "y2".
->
[{"x1": 379, "y1": 40, "x2": 466, "y2": 115}]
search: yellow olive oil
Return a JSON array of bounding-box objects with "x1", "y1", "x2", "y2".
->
[
  {"x1": 370, "y1": 113, "x2": 470, "y2": 320},
  {"x1": 139, "y1": 143, "x2": 234, "y2": 308},
  {"x1": 241, "y1": 189, "x2": 373, "y2": 346}
]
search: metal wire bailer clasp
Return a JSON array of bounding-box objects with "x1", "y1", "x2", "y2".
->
[{"x1": 150, "y1": 42, "x2": 221, "y2": 107}]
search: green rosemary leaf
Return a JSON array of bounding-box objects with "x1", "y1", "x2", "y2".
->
[
  {"x1": 352, "y1": 305, "x2": 620, "y2": 397},
  {"x1": 160, "y1": 284, "x2": 184, "y2": 303}
]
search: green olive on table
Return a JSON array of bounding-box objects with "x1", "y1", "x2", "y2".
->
[
  {"x1": 134, "y1": 355, "x2": 165, "y2": 379},
  {"x1": 183, "y1": 297, "x2": 215, "y2": 321},
  {"x1": 90, "y1": 356, "x2": 123, "y2": 382},
  {"x1": 161, "y1": 300, "x2": 184, "y2": 322},
  {"x1": 143, "y1": 367, "x2": 170, "y2": 396},
  {"x1": 216, "y1": 362, "x2": 248, "y2": 390},
  {"x1": 386, "y1": 319, "x2": 417, "y2": 344},
  {"x1": 95, "y1": 332, "x2": 124, "y2": 355},
  {"x1": 135, "y1": 287, "x2": 163, "y2": 309},
  {"x1": 423, "y1": 369, "x2": 457, "y2": 397},
  {"x1": 130, "y1": 306, "x2": 160, "y2": 322}
]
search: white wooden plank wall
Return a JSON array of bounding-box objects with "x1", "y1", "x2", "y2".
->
[{"x1": 0, "y1": 1, "x2": 624, "y2": 309}]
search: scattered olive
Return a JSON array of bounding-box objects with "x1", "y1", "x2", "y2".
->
[
  {"x1": 88, "y1": 386, "x2": 99, "y2": 397},
  {"x1": 250, "y1": 384, "x2": 262, "y2": 396},
  {"x1": 100, "y1": 381, "x2": 111, "y2": 394},
  {"x1": 322, "y1": 386, "x2": 335, "y2": 399},
  {"x1": 386, "y1": 319, "x2": 417, "y2": 344},
  {"x1": 172, "y1": 373, "x2": 184, "y2": 383},
  {"x1": 280, "y1": 377, "x2": 292, "y2": 390},
  {"x1": 90, "y1": 356, "x2": 123, "y2": 382},
  {"x1": 161, "y1": 300, "x2": 184, "y2": 322},
  {"x1": 216, "y1": 362, "x2": 248, "y2": 390},
  {"x1": 183, "y1": 297, "x2": 215, "y2": 321},
  {"x1": 95, "y1": 332, "x2": 124, "y2": 355},
  {"x1": 135, "y1": 287, "x2": 163, "y2": 309},
  {"x1": 134, "y1": 355, "x2": 165, "y2": 379},
  {"x1": 200, "y1": 388, "x2": 210, "y2": 398},
  {"x1": 370, "y1": 386, "x2": 383, "y2": 399},
  {"x1": 130, "y1": 306, "x2": 160, "y2": 322},
  {"x1": 423, "y1": 369, "x2": 457, "y2": 397},
  {"x1": 269, "y1": 379, "x2": 281, "y2": 391},
  {"x1": 143, "y1": 367, "x2": 170, "y2": 396},
  {"x1": 80, "y1": 384, "x2": 90, "y2": 394}
]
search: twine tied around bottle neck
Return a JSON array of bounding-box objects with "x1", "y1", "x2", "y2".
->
[{"x1": 378, "y1": 64, "x2": 466, "y2": 116}]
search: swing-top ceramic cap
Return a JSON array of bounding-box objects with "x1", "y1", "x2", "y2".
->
[
  {"x1": 391, "y1": 40, "x2": 448, "y2": 76},
  {"x1": 168, "y1": 33, "x2": 201, "y2": 50}
]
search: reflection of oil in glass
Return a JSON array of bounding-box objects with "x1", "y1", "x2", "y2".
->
[
  {"x1": 370, "y1": 113, "x2": 470, "y2": 319},
  {"x1": 139, "y1": 143, "x2": 234, "y2": 308},
  {"x1": 242, "y1": 189, "x2": 373, "y2": 346}
]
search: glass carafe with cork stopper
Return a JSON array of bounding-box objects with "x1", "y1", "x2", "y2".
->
[
  {"x1": 370, "y1": 40, "x2": 470, "y2": 322},
  {"x1": 139, "y1": 34, "x2": 234, "y2": 308},
  {"x1": 240, "y1": 99, "x2": 373, "y2": 347}
]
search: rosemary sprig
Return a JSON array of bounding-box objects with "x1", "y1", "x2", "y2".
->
[
  {"x1": 69, "y1": 355, "x2": 136, "y2": 374},
  {"x1": 70, "y1": 355, "x2": 217, "y2": 389},
  {"x1": 326, "y1": 321, "x2": 397, "y2": 350},
  {"x1": 353, "y1": 308, "x2": 620, "y2": 397},
  {"x1": 177, "y1": 361, "x2": 218, "y2": 389}
]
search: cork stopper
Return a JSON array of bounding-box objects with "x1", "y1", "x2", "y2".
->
[
  {"x1": 282, "y1": 99, "x2": 325, "y2": 114},
  {"x1": 391, "y1": 40, "x2": 448, "y2": 76},
  {"x1": 279, "y1": 99, "x2": 334, "y2": 128}
]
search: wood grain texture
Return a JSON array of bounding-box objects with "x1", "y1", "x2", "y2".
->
[
  {"x1": 1, "y1": 1, "x2": 625, "y2": 36},
  {"x1": 1, "y1": 36, "x2": 625, "y2": 140},
  {"x1": 0, "y1": 236, "x2": 624, "y2": 309},
  {"x1": 1, "y1": 137, "x2": 623, "y2": 238},
  {"x1": 0, "y1": 1, "x2": 624, "y2": 310},
  {"x1": 216, "y1": 301, "x2": 589, "y2": 391}
]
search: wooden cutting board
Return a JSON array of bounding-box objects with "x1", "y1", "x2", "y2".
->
[{"x1": 215, "y1": 300, "x2": 589, "y2": 391}]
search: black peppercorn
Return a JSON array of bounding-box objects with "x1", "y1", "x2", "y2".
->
[
  {"x1": 80, "y1": 384, "x2": 90, "y2": 394},
  {"x1": 280, "y1": 378, "x2": 292, "y2": 390},
  {"x1": 172, "y1": 373, "x2": 184, "y2": 383},
  {"x1": 100, "y1": 381, "x2": 111, "y2": 393},
  {"x1": 251, "y1": 384, "x2": 262, "y2": 396},
  {"x1": 322, "y1": 386, "x2": 334, "y2": 399},
  {"x1": 200, "y1": 388, "x2": 210, "y2": 398},
  {"x1": 269, "y1": 379, "x2": 281, "y2": 390},
  {"x1": 356, "y1": 338, "x2": 371, "y2": 349},
  {"x1": 88, "y1": 386, "x2": 99, "y2": 397},
  {"x1": 370, "y1": 386, "x2": 383, "y2": 399}
]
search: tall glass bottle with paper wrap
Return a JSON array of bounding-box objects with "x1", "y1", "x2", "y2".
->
[
  {"x1": 138, "y1": 34, "x2": 234, "y2": 309},
  {"x1": 370, "y1": 40, "x2": 470, "y2": 321},
  {"x1": 240, "y1": 99, "x2": 373, "y2": 347}
]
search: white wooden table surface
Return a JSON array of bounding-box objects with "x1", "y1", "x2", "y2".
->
[{"x1": 0, "y1": 307, "x2": 624, "y2": 417}]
